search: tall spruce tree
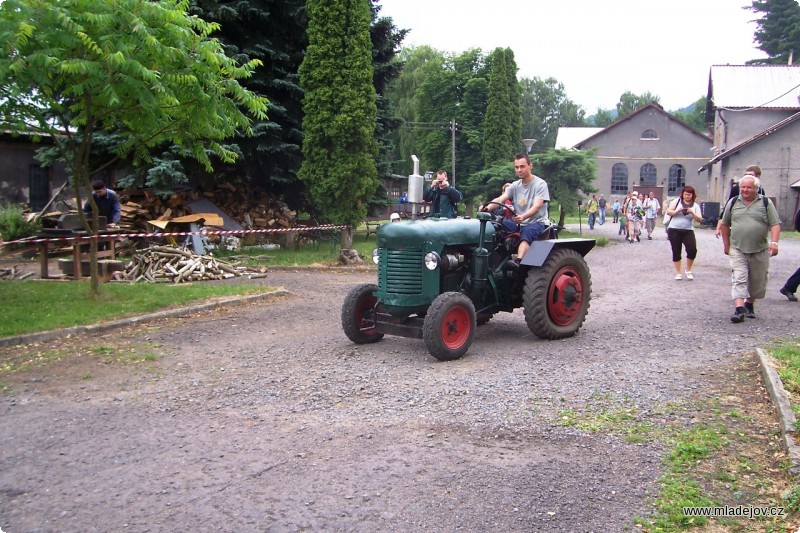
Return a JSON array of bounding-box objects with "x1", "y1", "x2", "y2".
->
[
  {"x1": 299, "y1": 0, "x2": 378, "y2": 234},
  {"x1": 483, "y1": 48, "x2": 521, "y2": 165},
  {"x1": 188, "y1": 0, "x2": 306, "y2": 198},
  {"x1": 748, "y1": 0, "x2": 800, "y2": 64}
]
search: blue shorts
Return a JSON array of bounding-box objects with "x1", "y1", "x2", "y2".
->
[
  {"x1": 520, "y1": 222, "x2": 548, "y2": 243},
  {"x1": 501, "y1": 220, "x2": 548, "y2": 242}
]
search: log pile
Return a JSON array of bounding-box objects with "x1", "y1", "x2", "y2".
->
[
  {"x1": 116, "y1": 184, "x2": 297, "y2": 234},
  {"x1": 0, "y1": 265, "x2": 35, "y2": 280},
  {"x1": 114, "y1": 246, "x2": 267, "y2": 283}
]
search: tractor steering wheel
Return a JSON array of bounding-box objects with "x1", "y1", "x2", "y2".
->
[{"x1": 482, "y1": 201, "x2": 521, "y2": 233}]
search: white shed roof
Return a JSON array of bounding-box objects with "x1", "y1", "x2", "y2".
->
[
  {"x1": 555, "y1": 127, "x2": 604, "y2": 149},
  {"x1": 709, "y1": 65, "x2": 800, "y2": 109}
]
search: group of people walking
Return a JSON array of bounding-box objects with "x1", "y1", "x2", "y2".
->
[{"x1": 597, "y1": 164, "x2": 798, "y2": 323}]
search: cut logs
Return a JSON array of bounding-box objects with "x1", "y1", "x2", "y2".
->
[{"x1": 115, "y1": 246, "x2": 267, "y2": 283}]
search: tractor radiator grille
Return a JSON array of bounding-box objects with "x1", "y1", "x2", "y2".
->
[{"x1": 380, "y1": 249, "x2": 423, "y2": 294}]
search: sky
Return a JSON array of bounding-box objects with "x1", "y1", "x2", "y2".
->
[{"x1": 377, "y1": 0, "x2": 768, "y2": 113}]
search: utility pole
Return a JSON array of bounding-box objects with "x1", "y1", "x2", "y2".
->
[{"x1": 451, "y1": 118, "x2": 457, "y2": 186}]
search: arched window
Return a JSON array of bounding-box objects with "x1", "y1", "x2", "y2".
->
[
  {"x1": 668, "y1": 164, "x2": 686, "y2": 194},
  {"x1": 611, "y1": 163, "x2": 628, "y2": 194},
  {"x1": 640, "y1": 163, "x2": 657, "y2": 186},
  {"x1": 641, "y1": 129, "x2": 658, "y2": 139}
]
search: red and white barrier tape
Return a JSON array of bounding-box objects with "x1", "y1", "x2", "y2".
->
[{"x1": 0, "y1": 224, "x2": 348, "y2": 247}]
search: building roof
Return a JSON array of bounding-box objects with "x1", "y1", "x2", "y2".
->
[
  {"x1": 574, "y1": 103, "x2": 711, "y2": 148},
  {"x1": 698, "y1": 110, "x2": 800, "y2": 172},
  {"x1": 706, "y1": 64, "x2": 800, "y2": 110},
  {"x1": 555, "y1": 127, "x2": 604, "y2": 149}
]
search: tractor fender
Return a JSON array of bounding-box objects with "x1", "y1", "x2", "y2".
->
[{"x1": 520, "y1": 238, "x2": 595, "y2": 267}]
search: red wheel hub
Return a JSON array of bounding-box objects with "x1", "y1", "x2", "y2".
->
[
  {"x1": 441, "y1": 306, "x2": 471, "y2": 349},
  {"x1": 547, "y1": 266, "x2": 583, "y2": 326}
]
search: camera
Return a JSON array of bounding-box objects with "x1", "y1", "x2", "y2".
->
[{"x1": 682, "y1": 208, "x2": 689, "y2": 215}]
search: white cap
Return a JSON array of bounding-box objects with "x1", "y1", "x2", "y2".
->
[{"x1": 390, "y1": 212, "x2": 401, "y2": 221}]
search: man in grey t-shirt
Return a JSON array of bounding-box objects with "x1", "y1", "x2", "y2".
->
[
  {"x1": 480, "y1": 152, "x2": 550, "y2": 260},
  {"x1": 719, "y1": 175, "x2": 781, "y2": 322}
]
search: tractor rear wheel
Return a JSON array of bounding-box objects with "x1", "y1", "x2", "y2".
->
[
  {"x1": 341, "y1": 283, "x2": 384, "y2": 344},
  {"x1": 423, "y1": 292, "x2": 476, "y2": 361},
  {"x1": 523, "y1": 248, "x2": 591, "y2": 339}
]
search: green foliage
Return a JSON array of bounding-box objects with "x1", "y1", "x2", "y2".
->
[
  {"x1": 671, "y1": 96, "x2": 710, "y2": 134},
  {"x1": 0, "y1": 203, "x2": 40, "y2": 242},
  {"x1": 521, "y1": 76, "x2": 587, "y2": 148},
  {"x1": 185, "y1": 0, "x2": 307, "y2": 197},
  {"x1": 0, "y1": 0, "x2": 268, "y2": 293},
  {"x1": 482, "y1": 48, "x2": 521, "y2": 165},
  {"x1": 748, "y1": 0, "x2": 800, "y2": 65},
  {"x1": 533, "y1": 149, "x2": 597, "y2": 209},
  {"x1": 616, "y1": 90, "x2": 661, "y2": 118},
  {"x1": 298, "y1": 0, "x2": 379, "y2": 227},
  {"x1": 590, "y1": 108, "x2": 616, "y2": 127}
]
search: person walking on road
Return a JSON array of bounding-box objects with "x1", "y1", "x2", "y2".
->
[
  {"x1": 665, "y1": 186, "x2": 702, "y2": 280},
  {"x1": 586, "y1": 194, "x2": 599, "y2": 230},
  {"x1": 779, "y1": 208, "x2": 800, "y2": 302},
  {"x1": 643, "y1": 192, "x2": 661, "y2": 240},
  {"x1": 598, "y1": 195, "x2": 607, "y2": 225},
  {"x1": 612, "y1": 197, "x2": 621, "y2": 224},
  {"x1": 719, "y1": 175, "x2": 781, "y2": 322}
]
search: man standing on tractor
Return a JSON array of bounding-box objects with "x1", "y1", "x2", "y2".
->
[{"x1": 480, "y1": 152, "x2": 550, "y2": 260}]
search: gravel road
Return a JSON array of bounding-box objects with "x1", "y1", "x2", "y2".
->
[{"x1": 1, "y1": 223, "x2": 799, "y2": 532}]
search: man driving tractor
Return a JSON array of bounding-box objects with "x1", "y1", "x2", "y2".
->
[{"x1": 480, "y1": 152, "x2": 550, "y2": 260}]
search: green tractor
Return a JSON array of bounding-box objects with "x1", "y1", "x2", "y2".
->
[{"x1": 341, "y1": 205, "x2": 595, "y2": 361}]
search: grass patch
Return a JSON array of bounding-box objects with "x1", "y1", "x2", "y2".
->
[
  {"x1": 0, "y1": 280, "x2": 276, "y2": 338},
  {"x1": 766, "y1": 338, "x2": 800, "y2": 419}
]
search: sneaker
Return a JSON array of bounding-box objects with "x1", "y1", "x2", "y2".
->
[
  {"x1": 780, "y1": 287, "x2": 798, "y2": 302},
  {"x1": 731, "y1": 306, "x2": 747, "y2": 323},
  {"x1": 647, "y1": 236, "x2": 652, "y2": 240},
  {"x1": 675, "y1": 274, "x2": 682, "y2": 280},
  {"x1": 744, "y1": 302, "x2": 755, "y2": 319},
  {"x1": 685, "y1": 271, "x2": 693, "y2": 280},
  {"x1": 636, "y1": 235, "x2": 640, "y2": 242}
]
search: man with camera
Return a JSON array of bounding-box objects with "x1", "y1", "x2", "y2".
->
[{"x1": 423, "y1": 169, "x2": 462, "y2": 219}]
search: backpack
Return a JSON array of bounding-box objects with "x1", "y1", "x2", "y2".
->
[{"x1": 721, "y1": 194, "x2": 769, "y2": 226}]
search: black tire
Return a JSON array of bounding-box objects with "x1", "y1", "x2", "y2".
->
[
  {"x1": 422, "y1": 292, "x2": 476, "y2": 361},
  {"x1": 523, "y1": 248, "x2": 591, "y2": 339},
  {"x1": 341, "y1": 283, "x2": 384, "y2": 344}
]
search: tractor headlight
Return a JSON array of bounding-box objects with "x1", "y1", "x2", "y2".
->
[
  {"x1": 424, "y1": 251, "x2": 440, "y2": 271},
  {"x1": 372, "y1": 249, "x2": 380, "y2": 265}
]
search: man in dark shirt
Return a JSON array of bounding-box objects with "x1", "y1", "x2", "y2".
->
[{"x1": 83, "y1": 180, "x2": 121, "y2": 227}]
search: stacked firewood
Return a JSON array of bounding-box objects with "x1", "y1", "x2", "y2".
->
[
  {"x1": 116, "y1": 184, "x2": 297, "y2": 232},
  {"x1": 115, "y1": 246, "x2": 267, "y2": 283}
]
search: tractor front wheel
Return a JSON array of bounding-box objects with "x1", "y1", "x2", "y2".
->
[
  {"x1": 423, "y1": 292, "x2": 476, "y2": 361},
  {"x1": 341, "y1": 283, "x2": 384, "y2": 344},
  {"x1": 523, "y1": 248, "x2": 591, "y2": 339}
]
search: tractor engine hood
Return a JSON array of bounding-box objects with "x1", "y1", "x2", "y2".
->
[{"x1": 377, "y1": 217, "x2": 494, "y2": 249}]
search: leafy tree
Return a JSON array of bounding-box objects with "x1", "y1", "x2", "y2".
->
[
  {"x1": 748, "y1": 0, "x2": 800, "y2": 64},
  {"x1": 671, "y1": 96, "x2": 710, "y2": 134},
  {"x1": 590, "y1": 108, "x2": 616, "y2": 127},
  {"x1": 534, "y1": 149, "x2": 597, "y2": 212},
  {"x1": 616, "y1": 91, "x2": 661, "y2": 118},
  {"x1": 386, "y1": 46, "x2": 445, "y2": 176},
  {"x1": 482, "y1": 48, "x2": 521, "y2": 165},
  {"x1": 0, "y1": 0, "x2": 268, "y2": 295},
  {"x1": 521, "y1": 76, "x2": 587, "y2": 148},
  {"x1": 298, "y1": 0, "x2": 378, "y2": 241}
]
